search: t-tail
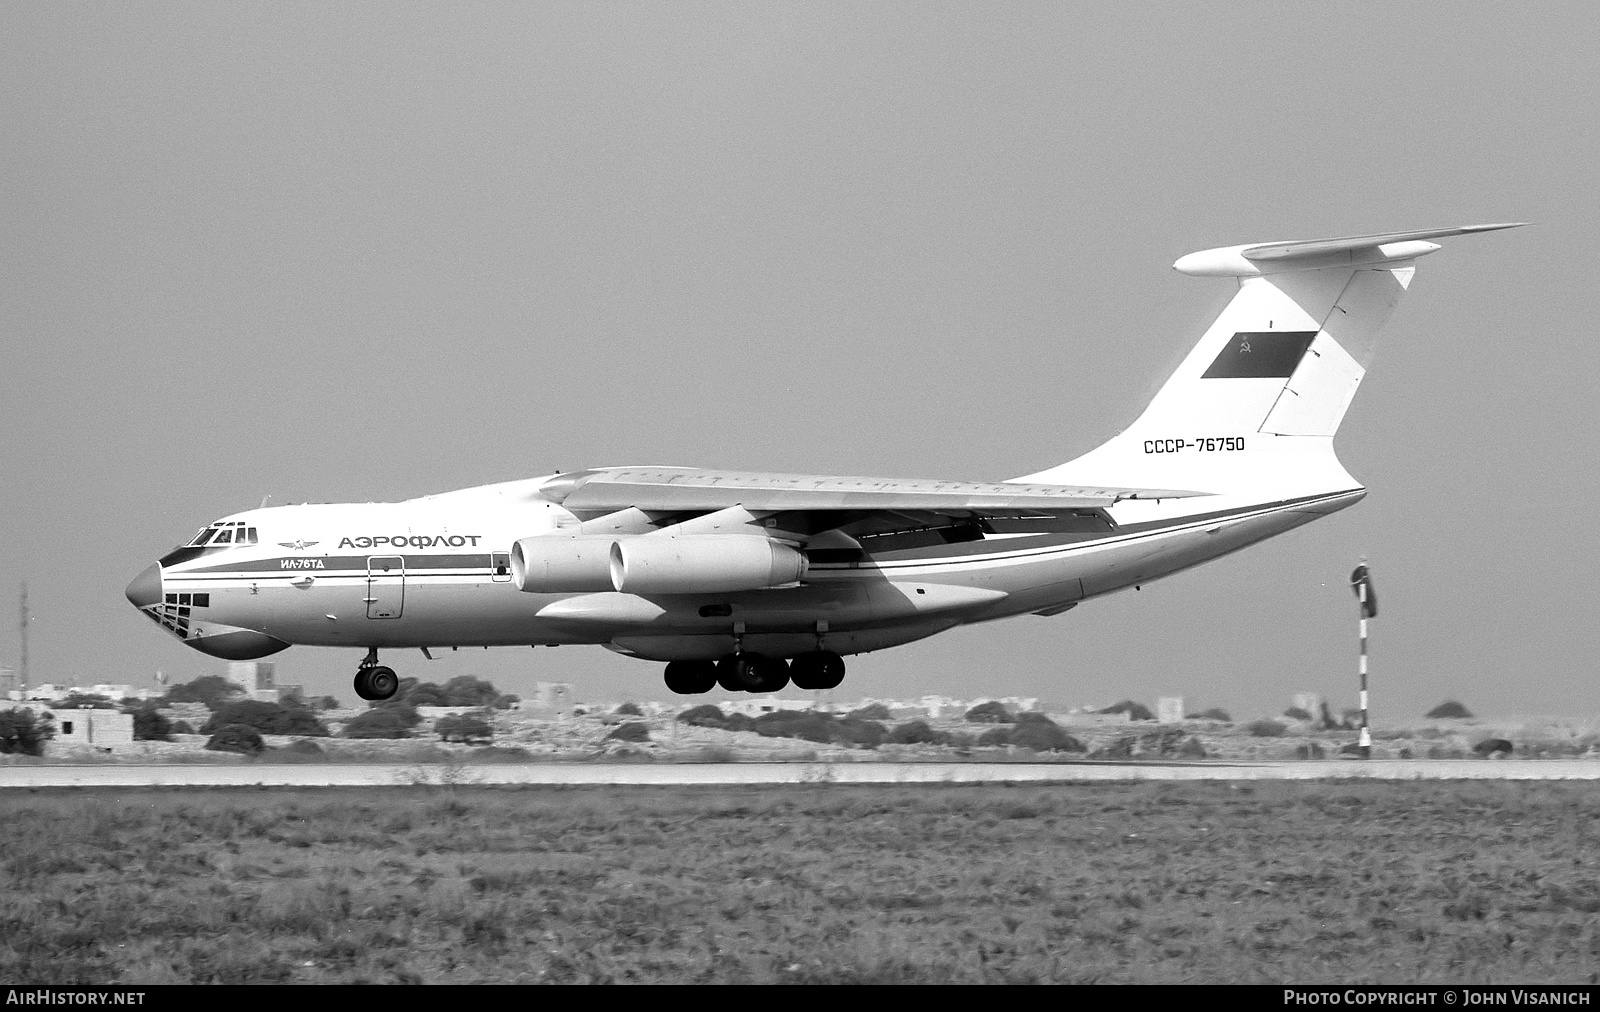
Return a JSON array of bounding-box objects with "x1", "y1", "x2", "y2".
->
[{"x1": 1016, "y1": 223, "x2": 1525, "y2": 504}]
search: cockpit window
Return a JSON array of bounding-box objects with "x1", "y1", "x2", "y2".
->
[{"x1": 186, "y1": 522, "x2": 259, "y2": 547}]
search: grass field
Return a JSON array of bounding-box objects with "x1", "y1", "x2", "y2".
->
[{"x1": 4, "y1": 781, "x2": 1600, "y2": 983}]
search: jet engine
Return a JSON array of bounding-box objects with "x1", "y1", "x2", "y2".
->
[
  {"x1": 512, "y1": 533, "x2": 807, "y2": 595},
  {"x1": 609, "y1": 535, "x2": 807, "y2": 594},
  {"x1": 510, "y1": 535, "x2": 616, "y2": 593}
]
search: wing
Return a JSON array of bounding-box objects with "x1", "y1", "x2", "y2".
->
[
  {"x1": 543, "y1": 467, "x2": 1203, "y2": 512},
  {"x1": 537, "y1": 467, "x2": 1208, "y2": 551}
]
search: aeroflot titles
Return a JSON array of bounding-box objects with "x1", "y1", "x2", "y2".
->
[{"x1": 336, "y1": 535, "x2": 485, "y2": 550}]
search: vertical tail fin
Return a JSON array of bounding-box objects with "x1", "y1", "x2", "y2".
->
[{"x1": 1017, "y1": 223, "x2": 1525, "y2": 499}]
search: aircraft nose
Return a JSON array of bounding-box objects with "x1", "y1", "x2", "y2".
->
[{"x1": 125, "y1": 562, "x2": 163, "y2": 609}]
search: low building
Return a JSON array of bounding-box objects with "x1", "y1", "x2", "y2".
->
[
  {"x1": 54, "y1": 709, "x2": 134, "y2": 748},
  {"x1": 720, "y1": 696, "x2": 816, "y2": 718}
]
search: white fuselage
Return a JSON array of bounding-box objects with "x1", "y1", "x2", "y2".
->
[{"x1": 134, "y1": 472, "x2": 1363, "y2": 665}]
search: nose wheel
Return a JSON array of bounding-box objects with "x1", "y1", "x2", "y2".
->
[{"x1": 354, "y1": 649, "x2": 399, "y2": 701}]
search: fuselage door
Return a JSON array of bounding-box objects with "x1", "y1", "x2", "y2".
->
[
  {"x1": 490, "y1": 551, "x2": 511, "y2": 582},
  {"x1": 366, "y1": 556, "x2": 405, "y2": 619}
]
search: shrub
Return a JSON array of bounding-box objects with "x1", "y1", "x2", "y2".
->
[
  {"x1": 274, "y1": 739, "x2": 325, "y2": 761},
  {"x1": 1187, "y1": 707, "x2": 1232, "y2": 722},
  {"x1": 1133, "y1": 727, "x2": 1191, "y2": 757},
  {"x1": 0, "y1": 708, "x2": 55, "y2": 755},
  {"x1": 437, "y1": 714, "x2": 494, "y2": 744},
  {"x1": 1473, "y1": 738, "x2": 1513, "y2": 758},
  {"x1": 394, "y1": 675, "x2": 517, "y2": 709},
  {"x1": 441, "y1": 675, "x2": 512, "y2": 708},
  {"x1": 1009, "y1": 722, "x2": 1084, "y2": 753},
  {"x1": 886, "y1": 720, "x2": 950, "y2": 746},
  {"x1": 126, "y1": 706, "x2": 173, "y2": 741},
  {"x1": 722, "y1": 712, "x2": 755, "y2": 733},
  {"x1": 615, "y1": 701, "x2": 643, "y2": 716},
  {"x1": 1090, "y1": 736, "x2": 1135, "y2": 760},
  {"x1": 170, "y1": 720, "x2": 195, "y2": 735},
  {"x1": 342, "y1": 708, "x2": 413, "y2": 739},
  {"x1": 834, "y1": 717, "x2": 887, "y2": 748},
  {"x1": 205, "y1": 724, "x2": 264, "y2": 755},
  {"x1": 1015, "y1": 711, "x2": 1057, "y2": 726},
  {"x1": 607, "y1": 722, "x2": 651, "y2": 743},
  {"x1": 964, "y1": 701, "x2": 1016, "y2": 724},
  {"x1": 753, "y1": 711, "x2": 834, "y2": 744},
  {"x1": 678, "y1": 704, "x2": 726, "y2": 727},
  {"x1": 59, "y1": 693, "x2": 116, "y2": 709},
  {"x1": 373, "y1": 698, "x2": 422, "y2": 727},
  {"x1": 163, "y1": 675, "x2": 246, "y2": 711},
  {"x1": 1283, "y1": 707, "x2": 1313, "y2": 721},
  {"x1": 304, "y1": 695, "x2": 340, "y2": 710},
  {"x1": 977, "y1": 726, "x2": 1012, "y2": 747},
  {"x1": 1099, "y1": 700, "x2": 1155, "y2": 721},
  {"x1": 847, "y1": 703, "x2": 892, "y2": 721},
  {"x1": 200, "y1": 700, "x2": 329, "y2": 737},
  {"x1": 1244, "y1": 719, "x2": 1288, "y2": 737},
  {"x1": 1427, "y1": 701, "x2": 1474, "y2": 719},
  {"x1": 1295, "y1": 742, "x2": 1326, "y2": 759}
]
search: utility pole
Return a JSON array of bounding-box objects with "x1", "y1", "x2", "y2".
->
[
  {"x1": 19, "y1": 581, "x2": 29, "y2": 699},
  {"x1": 1350, "y1": 563, "x2": 1378, "y2": 759}
]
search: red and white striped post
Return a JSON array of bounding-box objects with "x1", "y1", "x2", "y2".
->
[{"x1": 1350, "y1": 563, "x2": 1378, "y2": 759}]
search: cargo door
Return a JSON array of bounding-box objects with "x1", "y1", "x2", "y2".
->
[{"x1": 366, "y1": 556, "x2": 405, "y2": 619}]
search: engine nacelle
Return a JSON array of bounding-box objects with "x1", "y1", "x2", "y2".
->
[
  {"x1": 609, "y1": 535, "x2": 807, "y2": 595},
  {"x1": 510, "y1": 535, "x2": 616, "y2": 593}
]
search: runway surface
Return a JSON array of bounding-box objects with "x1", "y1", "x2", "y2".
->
[{"x1": 2, "y1": 759, "x2": 1599, "y2": 788}]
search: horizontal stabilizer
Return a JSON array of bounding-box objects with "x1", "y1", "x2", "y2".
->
[{"x1": 1175, "y1": 222, "x2": 1527, "y2": 277}]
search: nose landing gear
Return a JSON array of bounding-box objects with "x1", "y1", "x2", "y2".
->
[{"x1": 354, "y1": 648, "x2": 399, "y2": 701}]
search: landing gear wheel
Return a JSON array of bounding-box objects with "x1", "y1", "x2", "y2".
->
[
  {"x1": 664, "y1": 660, "x2": 717, "y2": 695},
  {"x1": 716, "y1": 652, "x2": 785, "y2": 692},
  {"x1": 753, "y1": 656, "x2": 790, "y2": 693},
  {"x1": 715, "y1": 654, "x2": 743, "y2": 692},
  {"x1": 366, "y1": 665, "x2": 398, "y2": 700},
  {"x1": 353, "y1": 652, "x2": 399, "y2": 701},
  {"x1": 790, "y1": 651, "x2": 845, "y2": 690}
]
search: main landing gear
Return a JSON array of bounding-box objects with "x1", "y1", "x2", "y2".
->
[
  {"x1": 662, "y1": 650, "x2": 846, "y2": 695},
  {"x1": 354, "y1": 648, "x2": 399, "y2": 701}
]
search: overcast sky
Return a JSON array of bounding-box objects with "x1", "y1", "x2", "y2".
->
[{"x1": 3, "y1": 3, "x2": 1596, "y2": 718}]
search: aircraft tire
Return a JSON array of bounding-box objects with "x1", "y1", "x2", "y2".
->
[
  {"x1": 715, "y1": 654, "x2": 744, "y2": 692},
  {"x1": 664, "y1": 660, "x2": 716, "y2": 695},
  {"x1": 367, "y1": 665, "x2": 399, "y2": 700},
  {"x1": 353, "y1": 670, "x2": 373, "y2": 700},
  {"x1": 753, "y1": 656, "x2": 790, "y2": 693},
  {"x1": 791, "y1": 650, "x2": 845, "y2": 691},
  {"x1": 723, "y1": 652, "x2": 769, "y2": 692}
]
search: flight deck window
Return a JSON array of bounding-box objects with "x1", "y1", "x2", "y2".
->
[{"x1": 213, "y1": 529, "x2": 232, "y2": 544}]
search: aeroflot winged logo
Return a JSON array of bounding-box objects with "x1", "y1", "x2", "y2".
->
[
  {"x1": 337, "y1": 534, "x2": 484, "y2": 550},
  {"x1": 278, "y1": 540, "x2": 320, "y2": 551}
]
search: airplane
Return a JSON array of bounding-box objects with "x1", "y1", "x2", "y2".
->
[{"x1": 125, "y1": 223, "x2": 1522, "y2": 702}]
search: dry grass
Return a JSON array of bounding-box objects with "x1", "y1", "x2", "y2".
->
[{"x1": 4, "y1": 781, "x2": 1600, "y2": 983}]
